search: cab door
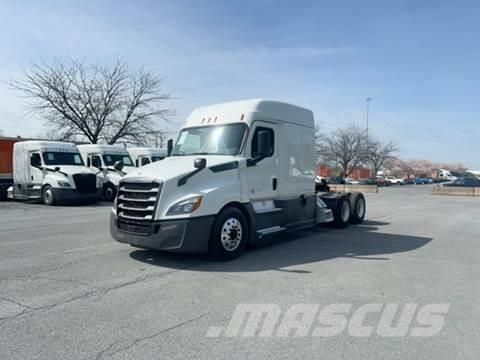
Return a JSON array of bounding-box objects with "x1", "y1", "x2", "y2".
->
[
  {"x1": 28, "y1": 152, "x2": 44, "y2": 197},
  {"x1": 87, "y1": 153, "x2": 106, "y2": 182},
  {"x1": 245, "y1": 121, "x2": 278, "y2": 201}
]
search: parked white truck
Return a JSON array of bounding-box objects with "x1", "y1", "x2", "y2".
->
[
  {"x1": 110, "y1": 100, "x2": 366, "y2": 260},
  {"x1": 128, "y1": 147, "x2": 167, "y2": 167},
  {"x1": 78, "y1": 144, "x2": 134, "y2": 201},
  {"x1": 8, "y1": 141, "x2": 102, "y2": 205}
]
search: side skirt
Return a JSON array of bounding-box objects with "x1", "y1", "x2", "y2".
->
[{"x1": 245, "y1": 195, "x2": 318, "y2": 245}]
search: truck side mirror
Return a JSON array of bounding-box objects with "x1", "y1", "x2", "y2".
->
[
  {"x1": 167, "y1": 139, "x2": 173, "y2": 156},
  {"x1": 91, "y1": 157, "x2": 101, "y2": 169},
  {"x1": 194, "y1": 158, "x2": 206, "y2": 169},
  {"x1": 257, "y1": 130, "x2": 271, "y2": 157},
  {"x1": 114, "y1": 160, "x2": 124, "y2": 171}
]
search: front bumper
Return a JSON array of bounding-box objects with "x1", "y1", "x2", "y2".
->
[
  {"x1": 52, "y1": 187, "x2": 102, "y2": 204},
  {"x1": 110, "y1": 213, "x2": 215, "y2": 253}
]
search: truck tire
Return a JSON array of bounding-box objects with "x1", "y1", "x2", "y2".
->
[
  {"x1": 209, "y1": 207, "x2": 248, "y2": 261},
  {"x1": 42, "y1": 185, "x2": 56, "y2": 206},
  {"x1": 332, "y1": 196, "x2": 351, "y2": 228},
  {"x1": 104, "y1": 183, "x2": 117, "y2": 202},
  {"x1": 0, "y1": 184, "x2": 7, "y2": 201},
  {"x1": 348, "y1": 192, "x2": 366, "y2": 225}
]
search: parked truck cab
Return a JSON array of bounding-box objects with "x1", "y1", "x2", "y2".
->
[
  {"x1": 110, "y1": 99, "x2": 366, "y2": 260},
  {"x1": 78, "y1": 144, "x2": 134, "y2": 201},
  {"x1": 10, "y1": 141, "x2": 102, "y2": 205},
  {"x1": 128, "y1": 147, "x2": 167, "y2": 167}
]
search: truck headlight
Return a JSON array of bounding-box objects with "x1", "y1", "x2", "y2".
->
[
  {"x1": 167, "y1": 196, "x2": 202, "y2": 215},
  {"x1": 97, "y1": 177, "x2": 104, "y2": 188},
  {"x1": 57, "y1": 180, "x2": 71, "y2": 188}
]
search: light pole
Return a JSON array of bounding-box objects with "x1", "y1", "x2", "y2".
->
[{"x1": 365, "y1": 97, "x2": 372, "y2": 140}]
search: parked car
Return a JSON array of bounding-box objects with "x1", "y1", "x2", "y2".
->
[
  {"x1": 358, "y1": 177, "x2": 378, "y2": 185},
  {"x1": 384, "y1": 176, "x2": 405, "y2": 185},
  {"x1": 376, "y1": 177, "x2": 391, "y2": 187},
  {"x1": 415, "y1": 177, "x2": 433, "y2": 185},
  {"x1": 345, "y1": 177, "x2": 360, "y2": 185},
  {"x1": 404, "y1": 178, "x2": 416, "y2": 185},
  {"x1": 328, "y1": 176, "x2": 346, "y2": 185},
  {"x1": 441, "y1": 177, "x2": 480, "y2": 187}
]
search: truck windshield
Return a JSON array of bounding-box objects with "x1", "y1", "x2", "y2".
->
[
  {"x1": 172, "y1": 123, "x2": 247, "y2": 156},
  {"x1": 102, "y1": 154, "x2": 134, "y2": 167},
  {"x1": 42, "y1": 152, "x2": 84, "y2": 166}
]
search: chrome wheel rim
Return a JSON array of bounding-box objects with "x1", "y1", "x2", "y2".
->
[
  {"x1": 44, "y1": 189, "x2": 53, "y2": 204},
  {"x1": 356, "y1": 198, "x2": 365, "y2": 219},
  {"x1": 221, "y1": 218, "x2": 243, "y2": 252},
  {"x1": 341, "y1": 201, "x2": 350, "y2": 222}
]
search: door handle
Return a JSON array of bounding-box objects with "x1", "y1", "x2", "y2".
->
[{"x1": 272, "y1": 178, "x2": 277, "y2": 191}]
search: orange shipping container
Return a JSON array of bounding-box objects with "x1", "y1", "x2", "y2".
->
[{"x1": 0, "y1": 138, "x2": 17, "y2": 175}]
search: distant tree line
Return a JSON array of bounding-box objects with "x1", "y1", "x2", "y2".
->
[
  {"x1": 316, "y1": 123, "x2": 466, "y2": 178},
  {"x1": 316, "y1": 124, "x2": 398, "y2": 178}
]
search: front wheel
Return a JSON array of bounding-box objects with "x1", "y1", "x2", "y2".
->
[
  {"x1": 42, "y1": 185, "x2": 56, "y2": 206},
  {"x1": 209, "y1": 207, "x2": 248, "y2": 261},
  {"x1": 103, "y1": 183, "x2": 117, "y2": 202}
]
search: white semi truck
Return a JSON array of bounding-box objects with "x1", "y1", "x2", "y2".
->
[
  {"x1": 78, "y1": 144, "x2": 135, "y2": 201},
  {"x1": 6, "y1": 141, "x2": 102, "y2": 205},
  {"x1": 110, "y1": 100, "x2": 366, "y2": 260},
  {"x1": 128, "y1": 147, "x2": 167, "y2": 167}
]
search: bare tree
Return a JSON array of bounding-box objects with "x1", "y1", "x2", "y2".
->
[
  {"x1": 9, "y1": 58, "x2": 172, "y2": 145},
  {"x1": 35, "y1": 128, "x2": 76, "y2": 142},
  {"x1": 367, "y1": 139, "x2": 398, "y2": 176},
  {"x1": 317, "y1": 124, "x2": 369, "y2": 179}
]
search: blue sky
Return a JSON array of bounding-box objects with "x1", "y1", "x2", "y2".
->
[{"x1": 0, "y1": 0, "x2": 479, "y2": 167}]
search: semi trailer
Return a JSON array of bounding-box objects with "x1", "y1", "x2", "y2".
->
[
  {"x1": 78, "y1": 144, "x2": 134, "y2": 201},
  {"x1": 110, "y1": 99, "x2": 366, "y2": 260},
  {"x1": 0, "y1": 139, "x2": 102, "y2": 205},
  {"x1": 128, "y1": 147, "x2": 167, "y2": 167},
  {"x1": 0, "y1": 137, "x2": 17, "y2": 201}
]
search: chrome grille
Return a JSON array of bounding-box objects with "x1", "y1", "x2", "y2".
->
[{"x1": 117, "y1": 181, "x2": 161, "y2": 222}]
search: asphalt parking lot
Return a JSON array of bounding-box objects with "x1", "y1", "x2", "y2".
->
[{"x1": 0, "y1": 186, "x2": 479, "y2": 359}]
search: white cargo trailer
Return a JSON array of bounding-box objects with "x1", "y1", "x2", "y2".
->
[{"x1": 110, "y1": 100, "x2": 366, "y2": 260}]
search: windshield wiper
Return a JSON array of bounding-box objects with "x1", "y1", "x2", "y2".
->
[{"x1": 37, "y1": 166, "x2": 68, "y2": 177}]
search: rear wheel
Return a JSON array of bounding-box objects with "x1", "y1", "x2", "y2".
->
[
  {"x1": 209, "y1": 207, "x2": 248, "y2": 261},
  {"x1": 332, "y1": 196, "x2": 351, "y2": 228},
  {"x1": 349, "y1": 193, "x2": 366, "y2": 225},
  {"x1": 42, "y1": 185, "x2": 56, "y2": 206}
]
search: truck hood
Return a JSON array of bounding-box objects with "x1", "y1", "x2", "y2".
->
[
  {"x1": 49, "y1": 165, "x2": 96, "y2": 175},
  {"x1": 123, "y1": 155, "x2": 239, "y2": 182}
]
